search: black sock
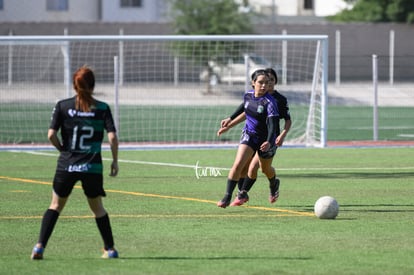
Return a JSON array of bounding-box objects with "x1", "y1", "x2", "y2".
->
[
  {"x1": 95, "y1": 214, "x2": 114, "y2": 250},
  {"x1": 223, "y1": 179, "x2": 238, "y2": 200},
  {"x1": 38, "y1": 209, "x2": 60, "y2": 248},
  {"x1": 269, "y1": 177, "x2": 280, "y2": 193},
  {"x1": 241, "y1": 177, "x2": 256, "y2": 192},
  {"x1": 237, "y1": 178, "x2": 245, "y2": 191}
]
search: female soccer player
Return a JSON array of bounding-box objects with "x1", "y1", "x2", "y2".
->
[
  {"x1": 219, "y1": 68, "x2": 291, "y2": 205},
  {"x1": 217, "y1": 69, "x2": 280, "y2": 208},
  {"x1": 31, "y1": 66, "x2": 119, "y2": 260}
]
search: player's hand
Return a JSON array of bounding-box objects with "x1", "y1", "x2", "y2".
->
[
  {"x1": 220, "y1": 118, "x2": 231, "y2": 128},
  {"x1": 275, "y1": 135, "x2": 284, "y2": 147},
  {"x1": 217, "y1": 126, "x2": 229, "y2": 136},
  {"x1": 260, "y1": 141, "x2": 270, "y2": 152},
  {"x1": 110, "y1": 161, "x2": 119, "y2": 177}
]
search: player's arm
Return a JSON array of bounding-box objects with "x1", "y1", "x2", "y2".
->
[
  {"x1": 276, "y1": 118, "x2": 291, "y2": 147},
  {"x1": 229, "y1": 112, "x2": 246, "y2": 127},
  {"x1": 108, "y1": 131, "x2": 119, "y2": 177},
  {"x1": 217, "y1": 112, "x2": 246, "y2": 136},
  {"x1": 47, "y1": 129, "x2": 63, "y2": 152},
  {"x1": 261, "y1": 116, "x2": 280, "y2": 152},
  {"x1": 220, "y1": 103, "x2": 244, "y2": 128}
]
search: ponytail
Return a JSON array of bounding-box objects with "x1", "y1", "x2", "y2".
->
[{"x1": 73, "y1": 66, "x2": 95, "y2": 112}]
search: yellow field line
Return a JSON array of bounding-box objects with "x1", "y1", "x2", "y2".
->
[
  {"x1": 0, "y1": 175, "x2": 314, "y2": 218},
  {"x1": 0, "y1": 176, "x2": 52, "y2": 186},
  {"x1": 0, "y1": 213, "x2": 302, "y2": 220}
]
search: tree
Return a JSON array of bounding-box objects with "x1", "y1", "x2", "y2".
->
[
  {"x1": 170, "y1": 0, "x2": 253, "y2": 35},
  {"x1": 386, "y1": 0, "x2": 414, "y2": 23},
  {"x1": 168, "y1": 0, "x2": 254, "y2": 93},
  {"x1": 328, "y1": 0, "x2": 414, "y2": 23}
]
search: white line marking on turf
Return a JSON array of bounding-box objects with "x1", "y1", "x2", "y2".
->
[{"x1": 11, "y1": 150, "x2": 414, "y2": 172}]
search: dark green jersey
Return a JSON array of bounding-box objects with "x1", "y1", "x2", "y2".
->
[{"x1": 49, "y1": 96, "x2": 116, "y2": 174}]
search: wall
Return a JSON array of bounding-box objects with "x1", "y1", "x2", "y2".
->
[
  {"x1": 0, "y1": 22, "x2": 413, "y2": 81},
  {"x1": 101, "y1": 0, "x2": 169, "y2": 23},
  {"x1": 0, "y1": 0, "x2": 100, "y2": 22},
  {"x1": 256, "y1": 23, "x2": 414, "y2": 81}
]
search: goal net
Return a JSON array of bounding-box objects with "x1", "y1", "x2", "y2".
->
[{"x1": 0, "y1": 35, "x2": 328, "y2": 148}]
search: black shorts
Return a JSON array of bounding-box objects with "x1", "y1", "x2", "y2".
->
[
  {"x1": 53, "y1": 171, "x2": 106, "y2": 198},
  {"x1": 240, "y1": 130, "x2": 277, "y2": 159},
  {"x1": 258, "y1": 144, "x2": 278, "y2": 159}
]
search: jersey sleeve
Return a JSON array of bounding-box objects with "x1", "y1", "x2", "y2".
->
[
  {"x1": 279, "y1": 97, "x2": 291, "y2": 120},
  {"x1": 103, "y1": 104, "x2": 116, "y2": 133},
  {"x1": 274, "y1": 92, "x2": 291, "y2": 120},
  {"x1": 230, "y1": 103, "x2": 245, "y2": 120},
  {"x1": 266, "y1": 116, "x2": 280, "y2": 144},
  {"x1": 266, "y1": 95, "x2": 280, "y2": 118},
  {"x1": 49, "y1": 102, "x2": 62, "y2": 130},
  {"x1": 283, "y1": 102, "x2": 291, "y2": 120}
]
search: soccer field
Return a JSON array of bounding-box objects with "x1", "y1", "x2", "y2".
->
[
  {"x1": 1, "y1": 102, "x2": 414, "y2": 145},
  {"x1": 0, "y1": 147, "x2": 414, "y2": 274}
]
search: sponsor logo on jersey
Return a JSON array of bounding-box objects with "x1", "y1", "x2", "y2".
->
[
  {"x1": 68, "y1": 109, "x2": 95, "y2": 117},
  {"x1": 68, "y1": 164, "x2": 91, "y2": 172},
  {"x1": 68, "y1": 109, "x2": 77, "y2": 117}
]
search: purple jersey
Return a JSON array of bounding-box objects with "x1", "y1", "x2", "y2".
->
[{"x1": 243, "y1": 90, "x2": 279, "y2": 145}]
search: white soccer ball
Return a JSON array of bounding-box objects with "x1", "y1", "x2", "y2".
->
[{"x1": 314, "y1": 196, "x2": 339, "y2": 219}]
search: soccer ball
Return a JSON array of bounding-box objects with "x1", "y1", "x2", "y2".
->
[{"x1": 314, "y1": 196, "x2": 339, "y2": 219}]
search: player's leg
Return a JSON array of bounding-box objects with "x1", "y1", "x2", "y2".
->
[
  {"x1": 230, "y1": 154, "x2": 260, "y2": 206},
  {"x1": 257, "y1": 146, "x2": 280, "y2": 203},
  {"x1": 244, "y1": 152, "x2": 260, "y2": 192},
  {"x1": 82, "y1": 174, "x2": 118, "y2": 258},
  {"x1": 269, "y1": 177, "x2": 280, "y2": 203},
  {"x1": 87, "y1": 196, "x2": 118, "y2": 258},
  {"x1": 218, "y1": 144, "x2": 254, "y2": 208},
  {"x1": 237, "y1": 160, "x2": 250, "y2": 191},
  {"x1": 259, "y1": 156, "x2": 280, "y2": 203},
  {"x1": 31, "y1": 172, "x2": 75, "y2": 260}
]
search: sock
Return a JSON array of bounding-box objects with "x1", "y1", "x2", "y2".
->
[
  {"x1": 237, "y1": 178, "x2": 245, "y2": 191},
  {"x1": 241, "y1": 177, "x2": 256, "y2": 192},
  {"x1": 95, "y1": 214, "x2": 115, "y2": 250},
  {"x1": 269, "y1": 176, "x2": 280, "y2": 194},
  {"x1": 224, "y1": 179, "x2": 238, "y2": 200},
  {"x1": 38, "y1": 209, "x2": 60, "y2": 248}
]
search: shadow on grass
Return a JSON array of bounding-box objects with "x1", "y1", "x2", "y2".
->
[
  {"x1": 338, "y1": 204, "x2": 414, "y2": 213},
  {"x1": 288, "y1": 204, "x2": 414, "y2": 214},
  {"x1": 115, "y1": 256, "x2": 313, "y2": 261},
  {"x1": 282, "y1": 171, "x2": 414, "y2": 179}
]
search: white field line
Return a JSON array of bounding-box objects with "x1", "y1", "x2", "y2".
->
[
  {"x1": 2, "y1": 150, "x2": 412, "y2": 218},
  {"x1": 11, "y1": 150, "x2": 414, "y2": 172}
]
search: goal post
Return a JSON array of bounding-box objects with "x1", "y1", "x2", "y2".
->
[{"x1": 0, "y1": 35, "x2": 328, "y2": 148}]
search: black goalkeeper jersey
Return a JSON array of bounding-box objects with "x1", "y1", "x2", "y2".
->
[
  {"x1": 271, "y1": 90, "x2": 291, "y2": 121},
  {"x1": 49, "y1": 96, "x2": 116, "y2": 174}
]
